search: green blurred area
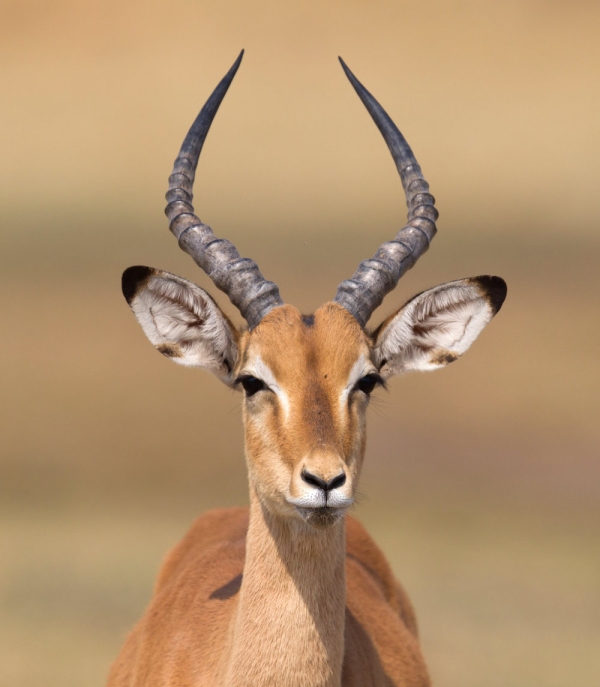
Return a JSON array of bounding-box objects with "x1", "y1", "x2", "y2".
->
[{"x1": 1, "y1": 2, "x2": 599, "y2": 686}]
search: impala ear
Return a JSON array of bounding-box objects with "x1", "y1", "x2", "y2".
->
[
  {"x1": 122, "y1": 266, "x2": 239, "y2": 385},
  {"x1": 373, "y1": 276, "x2": 506, "y2": 378}
]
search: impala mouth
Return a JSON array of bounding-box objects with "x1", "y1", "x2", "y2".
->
[{"x1": 296, "y1": 506, "x2": 345, "y2": 530}]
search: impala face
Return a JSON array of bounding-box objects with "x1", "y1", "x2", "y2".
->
[
  {"x1": 236, "y1": 303, "x2": 378, "y2": 528},
  {"x1": 122, "y1": 52, "x2": 507, "y2": 532},
  {"x1": 125, "y1": 264, "x2": 505, "y2": 532}
]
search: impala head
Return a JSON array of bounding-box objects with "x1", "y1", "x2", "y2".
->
[{"x1": 123, "y1": 52, "x2": 506, "y2": 529}]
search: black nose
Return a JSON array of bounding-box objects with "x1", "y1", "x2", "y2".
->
[{"x1": 301, "y1": 469, "x2": 346, "y2": 491}]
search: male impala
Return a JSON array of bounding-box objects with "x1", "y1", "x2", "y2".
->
[{"x1": 109, "y1": 51, "x2": 506, "y2": 687}]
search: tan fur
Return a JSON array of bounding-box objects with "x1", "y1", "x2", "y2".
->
[
  {"x1": 110, "y1": 301, "x2": 431, "y2": 686},
  {"x1": 238, "y1": 304, "x2": 371, "y2": 519},
  {"x1": 114, "y1": 277, "x2": 502, "y2": 685},
  {"x1": 108, "y1": 509, "x2": 428, "y2": 687}
]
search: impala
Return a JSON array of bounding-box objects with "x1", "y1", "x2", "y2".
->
[{"x1": 109, "y1": 51, "x2": 506, "y2": 687}]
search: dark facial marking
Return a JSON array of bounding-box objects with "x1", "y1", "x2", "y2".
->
[
  {"x1": 301, "y1": 314, "x2": 315, "y2": 327},
  {"x1": 303, "y1": 379, "x2": 337, "y2": 447}
]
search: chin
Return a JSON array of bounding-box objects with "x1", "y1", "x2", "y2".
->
[{"x1": 298, "y1": 507, "x2": 345, "y2": 530}]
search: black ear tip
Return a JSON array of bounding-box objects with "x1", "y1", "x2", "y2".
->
[
  {"x1": 473, "y1": 275, "x2": 507, "y2": 314},
  {"x1": 122, "y1": 266, "x2": 153, "y2": 304}
]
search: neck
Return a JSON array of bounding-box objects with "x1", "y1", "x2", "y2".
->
[{"x1": 220, "y1": 487, "x2": 346, "y2": 687}]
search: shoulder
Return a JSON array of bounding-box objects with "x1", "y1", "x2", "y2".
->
[
  {"x1": 155, "y1": 507, "x2": 249, "y2": 592},
  {"x1": 345, "y1": 515, "x2": 419, "y2": 638},
  {"x1": 181, "y1": 506, "x2": 249, "y2": 545}
]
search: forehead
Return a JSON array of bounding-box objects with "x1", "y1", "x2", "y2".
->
[{"x1": 240, "y1": 302, "x2": 371, "y2": 381}]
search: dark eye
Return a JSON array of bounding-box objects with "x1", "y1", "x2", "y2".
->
[
  {"x1": 354, "y1": 374, "x2": 383, "y2": 396},
  {"x1": 239, "y1": 375, "x2": 268, "y2": 397}
]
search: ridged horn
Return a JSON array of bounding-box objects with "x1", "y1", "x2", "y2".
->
[
  {"x1": 333, "y1": 58, "x2": 439, "y2": 327},
  {"x1": 165, "y1": 50, "x2": 283, "y2": 330}
]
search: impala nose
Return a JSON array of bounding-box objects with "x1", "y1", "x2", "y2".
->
[{"x1": 301, "y1": 469, "x2": 347, "y2": 492}]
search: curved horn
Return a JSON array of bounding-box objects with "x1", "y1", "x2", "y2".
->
[
  {"x1": 165, "y1": 50, "x2": 283, "y2": 330},
  {"x1": 333, "y1": 58, "x2": 439, "y2": 327}
]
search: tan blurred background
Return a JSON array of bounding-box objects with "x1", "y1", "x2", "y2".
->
[{"x1": 1, "y1": 1, "x2": 599, "y2": 685}]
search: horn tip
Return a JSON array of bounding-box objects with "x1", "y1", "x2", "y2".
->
[
  {"x1": 229, "y1": 49, "x2": 244, "y2": 76},
  {"x1": 338, "y1": 56, "x2": 362, "y2": 92},
  {"x1": 338, "y1": 56, "x2": 351, "y2": 75}
]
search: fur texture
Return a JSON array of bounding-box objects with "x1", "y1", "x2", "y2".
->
[
  {"x1": 123, "y1": 267, "x2": 238, "y2": 382},
  {"x1": 113, "y1": 272, "x2": 506, "y2": 686},
  {"x1": 374, "y1": 276, "x2": 506, "y2": 377},
  {"x1": 107, "y1": 509, "x2": 428, "y2": 687}
]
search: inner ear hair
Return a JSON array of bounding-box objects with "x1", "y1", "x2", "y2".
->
[
  {"x1": 373, "y1": 275, "x2": 507, "y2": 377},
  {"x1": 122, "y1": 266, "x2": 240, "y2": 384}
]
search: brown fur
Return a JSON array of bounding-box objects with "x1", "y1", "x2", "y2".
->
[
  {"x1": 157, "y1": 343, "x2": 184, "y2": 358},
  {"x1": 238, "y1": 304, "x2": 371, "y2": 510},
  {"x1": 112, "y1": 301, "x2": 434, "y2": 686},
  {"x1": 108, "y1": 509, "x2": 428, "y2": 687},
  {"x1": 118, "y1": 233, "x2": 507, "y2": 685},
  {"x1": 429, "y1": 350, "x2": 458, "y2": 366}
]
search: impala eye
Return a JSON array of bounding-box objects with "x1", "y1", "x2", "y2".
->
[
  {"x1": 354, "y1": 374, "x2": 384, "y2": 396},
  {"x1": 238, "y1": 375, "x2": 268, "y2": 397}
]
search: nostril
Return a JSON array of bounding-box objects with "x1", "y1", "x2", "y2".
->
[
  {"x1": 301, "y1": 469, "x2": 329, "y2": 491},
  {"x1": 301, "y1": 469, "x2": 347, "y2": 492},
  {"x1": 327, "y1": 472, "x2": 346, "y2": 490}
]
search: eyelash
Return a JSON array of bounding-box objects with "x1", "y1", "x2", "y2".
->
[
  {"x1": 236, "y1": 375, "x2": 269, "y2": 397},
  {"x1": 353, "y1": 374, "x2": 385, "y2": 396},
  {"x1": 235, "y1": 373, "x2": 384, "y2": 398}
]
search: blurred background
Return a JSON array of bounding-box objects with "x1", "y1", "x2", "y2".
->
[{"x1": 1, "y1": 1, "x2": 599, "y2": 685}]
